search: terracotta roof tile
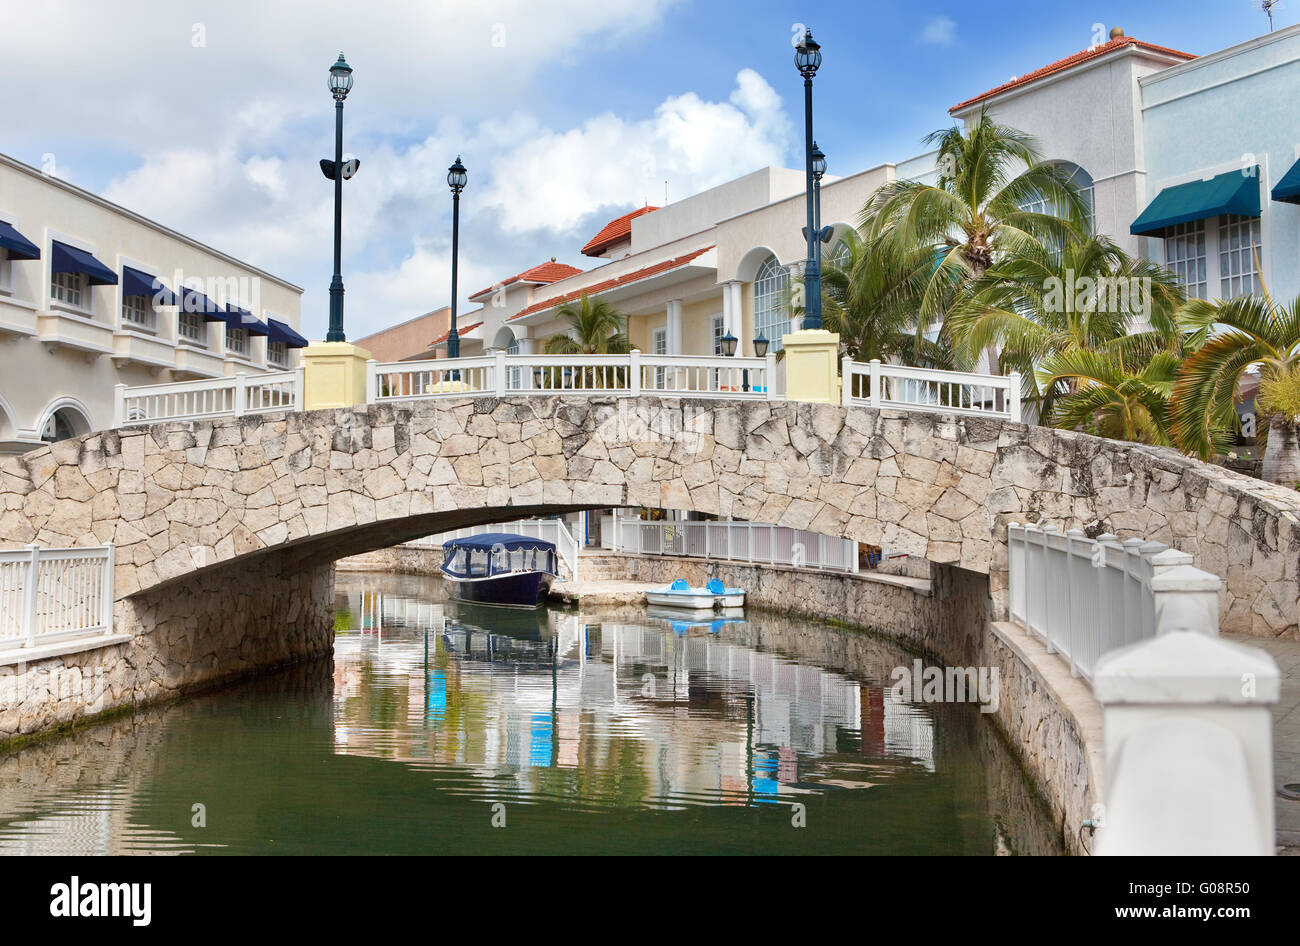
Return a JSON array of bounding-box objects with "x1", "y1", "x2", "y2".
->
[
  {"x1": 951, "y1": 36, "x2": 1195, "y2": 112},
  {"x1": 511, "y1": 246, "x2": 714, "y2": 321},
  {"x1": 429, "y1": 320, "x2": 482, "y2": 347},
  {"x1": 470, "y1": 261, "x2": 583, "y2": 301},
  {"x1": 581, "y1": 206, "x2": 659, "y2": 257}
]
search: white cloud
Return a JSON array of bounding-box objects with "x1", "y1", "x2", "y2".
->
[
  {"x1": 921, "y1": 16, "x2": 957, "y2": 46},
  {"x1": 482, "y1": 69, "x2": 792, "y2": 233}
]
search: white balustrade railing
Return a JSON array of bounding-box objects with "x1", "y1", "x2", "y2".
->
[
  {"x1": 113, "y1": 368, "x2": 304, "y2": 427},
  {"x1": 0, "y1": 545, "x2": 115, "y2": 652},
  {"x1": 1007, "y1": 522, "x2": 1220, "y2": 680},
  {"x1": 407, "y1": 518, "x2": 580, "y2": 581},
  {"x1": 609, "y1": 516, "x2": 859, "y2": 573},
  {"x1": 843, "y1": 358, "x2": 1021, "y2": 421},
  {"x1": 369, "y1": 350, "x2": 781, "y2": 403}
]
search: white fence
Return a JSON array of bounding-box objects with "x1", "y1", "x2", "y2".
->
[
  {"x1": 1007, "y1": 522, "x2": 1220, "y2": 680},
  {"x1": 369, "y1": 350, "x2": 780, "y2": 404},
  {"x1": 608, "y1": 516, "x2": 859, "y2": 573},
  {"x1": 843, "y1": 358, "x2": 1021, "y2": 422},
  {"x1": 113, "y1": 368, "x2": 304, "y2": 427},
  {"x1": 407, "y1": 518, "x2": 581, "y2": 581},
  {"x1": 0, "y1": 545, "x2": 115, "y2": 652}
]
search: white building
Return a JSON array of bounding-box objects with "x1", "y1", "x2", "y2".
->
[{"x1": 0, "y1": 152, "x2": 307, "y2": 455}]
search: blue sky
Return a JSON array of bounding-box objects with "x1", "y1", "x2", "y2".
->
[{"x1": 3, "y1": 0, "x2": 1291, "y2": 339}]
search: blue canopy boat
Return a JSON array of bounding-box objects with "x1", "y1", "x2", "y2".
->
[{"x1": 440, "y1": 533, "x2": 559, "y2": 608}]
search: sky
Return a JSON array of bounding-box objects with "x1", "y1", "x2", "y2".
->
[{"x1": 2, "y1": 0, "x2": 1293, "y2": 340}]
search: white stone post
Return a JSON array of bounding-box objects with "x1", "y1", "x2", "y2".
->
[
  {"x1": 101, "y1": 544, "x2": 115, "y2": 635},
  {"x1": 1007, "y1": 371, "x2": 1022, "y2": 422},
  {"x1": 765, "y1": 352, "x2": 778, "y2": 400},
  {"x1": 233, "y1": 372, "x2": 247, "y2": 417},
  {"x1": 1093, "y1": 630, "x2": 1280, "y2": 855},
  {"x1": 868, "y1": 359, "x2": 881, "y2": 408},
  {"x1": 629, "y1": 349, "x2": 641, "y2": 397},
  {"x1": 22, "y1": 543, "x2": 39, "y2": 648},
  {"x1": 493, "y1": 348, "x2": 507, "y2": 396},
  {"x1": 841, "y1": 356, "x2": 853, "y2": 406},
  {"x1": 113, "y1": 383, "x2": 126, "y2": 429},
  {"x1": 364, "y1": 359, "x2": 378, "y2": 403},
  {"x1": 294, "y1": 365, "x2": 307, "y2": 410},
  {"x1": 1151, "y1": 561, "x2": 1222, "y2": 636}
]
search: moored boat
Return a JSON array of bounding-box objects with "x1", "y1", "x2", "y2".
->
[
  {"x1": 644, "y1": 578, "x2": 745, "y2": 610},
  {"x1": 440, "y1": 533, "x2": 559, "y2": 608}
]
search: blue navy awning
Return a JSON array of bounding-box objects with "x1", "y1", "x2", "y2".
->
[
  {"x1": 442, "y1": 533, "x2": 558, "y2": 552},
  {"x1": 1131, "y1": 168, "x2": 1261, "y2": 237},
  {"x1": 0, "y1": 221, "x2": 40, "y2": 260},
  {"x1": 266, "y1": 317, "x2": 309, "y2": 348},
  {"x1": 51, "y1": 240, "x2": 117, "y2": 285},
  {"x1": 1272, "y1": 158, "x2": 1300, "y2": 204},
  {"x1": 223, "y1": 303, "x2": 270, "y2": 336},
  {"x1": 175, "y1": 287, "x2": 225, "y2": 319},
  {"x1": 121, "y1": 266, "x2": 177, "y2": 305}
]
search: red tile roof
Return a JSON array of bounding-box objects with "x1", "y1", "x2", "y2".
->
[
  {"x1": 511, "y1": 246, "x2": 715, "y2": 321},
  {"x1": 581, "y1": 206, "x2": 659, "y2": 258},
  {"x1": 951, "y1": 36, "x2": 1195, "y2": 112},
  {"x1": 429, "y1": 320, "x2": 482, "y2": 347},
  {"x1": 470, "y1": 261, "x2": 583, "y2": 301}
]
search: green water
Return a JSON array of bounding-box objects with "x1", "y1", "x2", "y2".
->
[{"x1": 0, "y1": 572, "x2": 1061, "y2": 855}]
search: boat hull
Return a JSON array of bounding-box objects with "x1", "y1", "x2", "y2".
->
[
  {"x1": 443, "y1": 570, "x2": 554, "y2": 608},
  {"x1": 645, "y1": 591, "x2": 720, "y2": 609}
]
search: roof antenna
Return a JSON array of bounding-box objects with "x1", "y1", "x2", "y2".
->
[
  {"x1": 665, "y1": 180, "x2": 669, "y2": 205},
  {"x1": 1256, "y1": 0, "x2": 1280, "y2": 31}
]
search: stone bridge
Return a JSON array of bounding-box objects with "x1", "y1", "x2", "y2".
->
[{"x1": 1, "y1": 395, "x2": 1297, "y2": 729}]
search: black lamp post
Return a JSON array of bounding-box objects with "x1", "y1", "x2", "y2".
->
[
  {"x1": 795, "y1": 30, "x2": 823, "y2": 331},
  {"x1": 324, "y1": 53, "x2": 354, "y2": 343},
  {"x1": 446, "y1": 156, "x2": 467, "y2": 367},
  {"x1": 749, "y1": 333, "x2": 770, "y2": 393},
  {"x1": 812, "y1": 141, "x2": 827, "y2": 246}
]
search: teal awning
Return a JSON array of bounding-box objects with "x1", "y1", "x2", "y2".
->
[
  {"x1": 1272, "y1": 158, "x2": 1300, "y2": 204},
  {"x1": 1130, "y1": 167, "x2": 1261, "y2": 237}
]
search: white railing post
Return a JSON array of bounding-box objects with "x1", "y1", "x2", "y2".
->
[
  {"x1": 494, "y1": 349, "x2": 507, "y2": 397},
  {"x1": 22, "y1": 543, "x2": 40, "y2": 648},
  {"x1": 765, "y1": 352, "x2": 778, "y2": 400},
  {"x1": 233, "y1": 372, "x2": 247, "y2": 417},
  {"x1": 113, "y1": 383, "x2": 126, "y2": 428},
  {"x1": 841, "y1": 356, "x2": 853, "y2": 406},
  {"x1": 868, "y1": 359, "x2": 881, "y2": 408},
  {"x1": 101, "y1": 544, "x2": 114, "y2": 635},
  {"x1": 295, "y1": 365, "x2": 307, "y2": 410},
  {"x1": 629, "y1": 349, "x2": 642, "y2": 397},
  {"x1": 365, "y1": 359, "x2": 378, "y2": 404},
  {"x1": 1008, "y1": 371, "x2": 1022, "y2": 423},
  {"x1": 1149, "y1": 561, "x2": 1222, "y2": 636},
  {"x1": 1064, "y1": 528, "x2": 1081, "y2": 677}
]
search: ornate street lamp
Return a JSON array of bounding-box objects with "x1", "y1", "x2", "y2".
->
[
  {"x1": 795, "y1": 29, "x2": 823, "y2": 331},
  {"x1": 753, "y1": 334, "x2": 770, "y2": 357},
  {"x1": 447, "y1": 156, "x2": 468, "y2": 370},
  {"x1": 811, "y1": 141, "x2": 827, "y2": 248},
  {"x1": 719, "y1": 331, "x2": 738, "y2": 357},
  {"x1": 322, "y1": 53, "x2": 358, "y2": 343}
]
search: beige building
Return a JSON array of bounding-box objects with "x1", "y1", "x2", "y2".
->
[
  {"x1": 0, "y1": 153, "x2": 305, "y2": 455},
  {"x1": 443, "y1": 161, "x2": 939, "y2": 365},
  {"x1": 354, "y1": 306, "x2": 451, "y2": 362}
]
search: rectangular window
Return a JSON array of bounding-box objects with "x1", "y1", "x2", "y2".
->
[
  {"x1": 652, "y1": 327, "x2": 667, "y2": 389},
  {"x1": 1218, "y1": 214, "x2": 1262, "y2": 299},
  {"x1": 121, "y1": 295, "x2": 157, "y2": 332},
  {"x1": 51, "y1": 271, "x2": 85, "y2": 308},
  {"x1": 712, "y1": 316, "x2": 725, "y2": 355},
  {"x1": 267, "y1": 340, "x2": 288, "y2": 367},
  {"x1": 1164, "y1": 220, "x2": 1207, "y2": 301},
  {"x1": 178, "y1": 311, "x2": 206, "y2": 345},
  {"x1": 225, "y1": 326, "x2": 249, "y2": 356}
]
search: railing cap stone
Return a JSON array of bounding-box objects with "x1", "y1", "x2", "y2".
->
[{"x1": 1092, "y1": 630, "x2": 1280, "y2": 705}]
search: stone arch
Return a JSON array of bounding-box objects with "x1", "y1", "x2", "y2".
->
[
  {"x1": 489, "y1": 325, "x2": 517, "y2": 351},
  {"x1": 735, "y1": 245, "x2": 786, "y2": 284},
  {"x1": 0, "y1": 391, "x2": 17, "y2": 442}
]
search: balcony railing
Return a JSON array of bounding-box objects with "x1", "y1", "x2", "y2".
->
[
  {"x1": 0, "y1": 545, "x2": 114, "y2": 652},
  {"x1": 113, "y1": 368, "x2": 303, "y2": 427},
  {"x1": 843, "y1": 358, "x2": 1021, "y2": 421}
]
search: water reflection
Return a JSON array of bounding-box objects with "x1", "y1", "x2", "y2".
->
[{"x1": 0, "y1": 571, "x2": 1062, "y2": 855}]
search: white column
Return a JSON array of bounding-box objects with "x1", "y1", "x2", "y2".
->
[
  {"x1": 515, "y1": 335, "x2": 536, "y2": 355},
  {"x1": 665, "y1": 299, "x2": 683, "y2": 354},
  {"x1": 727, "y1": 282, "x2": 744, "y2": 341}
]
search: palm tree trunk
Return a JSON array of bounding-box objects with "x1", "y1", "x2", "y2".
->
[{"x1": 1261, "y1": 414, "x2": 1300, "y2": 486}]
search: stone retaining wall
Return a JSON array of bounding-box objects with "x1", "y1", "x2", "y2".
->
[{"x1": 0, "y1": 561, "x2": 334, "y2": 749}]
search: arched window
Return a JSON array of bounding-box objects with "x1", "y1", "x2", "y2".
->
[
  {"x1": 40, "y1": 405, "x2": 91, "y2": 443},
  {"x1": 825, "y1": 240, "x2": 851, "y2": 273},
  {"x1": 1020, "y1": 161, "x2": 1094, "y2": 234},
  {"x1": 753, "y1": 255, "x2": 790, "y2": 351}
]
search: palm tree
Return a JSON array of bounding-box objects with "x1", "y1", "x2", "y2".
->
[
  {"x1": 543, "y1": 294, "x2": 630, "y2": 354},
  {"x1": 543, "y1": 294, "x2": 630, "y2": 389},
  {"x1": 809, "y1": 231, "x2": 955, "y2": 368},
  {"x1": 950, "y1": 235, "x2": 1188, "y2": 420},
  {"x1": 1036, "y1": 348, "x2": 1181, "y2": 446},
  {"x1": 1170, "y1": 292, "x2": 1300, "y2": 481},
  {"x1": 862, "y1": 109, "x2": 1092, "y2": 371}
]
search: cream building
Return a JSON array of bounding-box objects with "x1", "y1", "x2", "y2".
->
[
  {"x1": 0, "y1": 152, "x2": 306, "y2": 455},
  {"x1": 443, "y1": 160, "x2": 939, "y2": 364}
]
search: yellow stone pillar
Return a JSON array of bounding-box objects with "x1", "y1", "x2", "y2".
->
[
  {"x1": 781, "y1": 329, "x2": 841, "y2": 404},
  {"x1": 301, "y1": 342, "x2": 373, "y2": 410}
]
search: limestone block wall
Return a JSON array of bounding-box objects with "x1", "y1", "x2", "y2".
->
[{"x1": 0, "y1": 561, "x2": 334, "y2": 748}]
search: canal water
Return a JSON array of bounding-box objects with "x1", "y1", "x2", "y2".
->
[{"x1": 0, "y1": 571, "x2": 1062, "y2": 855}]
